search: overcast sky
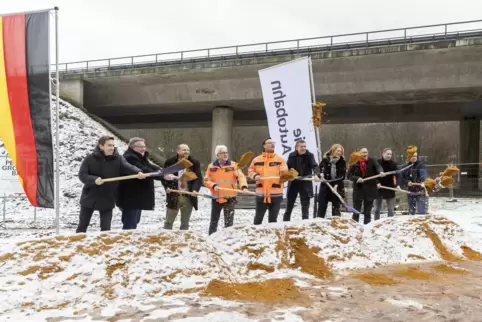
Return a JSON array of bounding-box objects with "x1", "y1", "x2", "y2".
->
[{"x1": 1, "y1": 0, "x2": 481, "y2": 64}]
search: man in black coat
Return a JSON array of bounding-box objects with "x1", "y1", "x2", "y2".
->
[
  {"x1": 161, "y1": 143, "x2": 202, "y2": 230},
  {"x1": 283, "y1": 140, "x2": 320, "y2": 221},
  {"x1": 117, "y1": 137, "x2": 162, "y2": 230},
  {"x1": 76, "y1": 135, "x2": 146, "y2": 233},
  {"x1": 374, "y1": 148, "x2": 399, "y2": 220},
  {"x1": 347, "y1": 147, "x2": 384, "y2": 225}
]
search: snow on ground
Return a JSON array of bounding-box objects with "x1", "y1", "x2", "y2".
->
[
  {"x1": 1, "y1": 98, "x2": 482, "y2": 321},
  {"x1": 1, "y1": 213, "x2": 482, "y2": 321}
]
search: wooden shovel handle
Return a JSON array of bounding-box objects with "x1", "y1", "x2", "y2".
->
[
  {"x1": 166, "y1": 188, "x2": 205, "y2": 198},
  {"x1": 100, "y1": 172, "x2": 153, "y2": 183},
  {"x1": 217, "y1": 187, "x2": 257, "y2": 196}
]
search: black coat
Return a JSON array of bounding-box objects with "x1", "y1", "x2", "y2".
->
[
  {"x1": 286, "y1": 150, "x2": 319, "y2": 198},
  {"x1": 320, "y1": 153, "x2": 346, "y2": 191},
  {"x1": 116, "y1": 148, "x2": 161, "y2": 210},
  {"x1": 347, "y1": 157, "x2": 381, "y2": 201},
  {"x1": 161, "y1": 155, "x2": 202, "y2": 210},
  {"x1": 376, "y1": 158, "x2": 399, "y2": 199},
  {"x1": 78, "y1": 147, "x2": 141, "y2": 211}
]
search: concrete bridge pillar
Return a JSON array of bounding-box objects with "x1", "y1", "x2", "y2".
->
[
  {"x1": 211, "y1": 107, "x2": 233, "y2": 159},
  {"x1": 59, "y1": 79, "x2": 84, "y2": 107},
  {"x1": 459, "y1": 117, "x2": 480, "y2": 193}
]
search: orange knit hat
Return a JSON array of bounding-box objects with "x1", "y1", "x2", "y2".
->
[{"x1": 407, "y1": 145, "x2": 417, "y2": 160}]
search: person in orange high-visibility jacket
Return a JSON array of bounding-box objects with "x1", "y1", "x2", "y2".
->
[
  {"x1": 248, "y1": 137, "x2": 288, "y2": 225},
  {"x1": 204, "y1": 145, "x2": 248, "y2": 235}
]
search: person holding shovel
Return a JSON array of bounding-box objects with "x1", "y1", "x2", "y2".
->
[
  {"x1": 248, "y1": 137, "x2": 290, "y2": 225},
  {"x1": 204, "y1": 145, "x2": 249, "y2": 235},
  {"x1": 283, "y1": 140, "x2": 320, "y2": 221},
  {"x1": 401, "y1": 145, "x2": 428, "y2": 215},
  {"x1": 161, "y1": 144, "x2": 203, "y2": 230},
  {"x1": 373, "y1": 148, "x2": 400, "y2": 220},
  {"x1": 317, "y1": 143, "x2": 347, "y2": 218},
  {"x1": 116, "y1": 137, "x2": 163, "y2": 230},
  {"x1": 347, "y1": 147, "x2": 385, "y2": 224},
  {"x1": 76, "y1": 135, "x2": 147, "y2": 233}
]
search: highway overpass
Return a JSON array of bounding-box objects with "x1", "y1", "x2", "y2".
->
[{"x1": 57, "y1": 20, "x2": 482, "y2": 188}]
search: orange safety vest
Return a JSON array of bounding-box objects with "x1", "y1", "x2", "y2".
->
[
  {"x1": 248, "y1": 152, "x2": 288, "y2": 203},
  {"x1": 204, "y1": 159, "x2": 248, "y2": 204}
]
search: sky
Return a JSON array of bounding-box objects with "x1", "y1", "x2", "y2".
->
[{"x1": 1, "y1": 0, "x2": 481, "y2": 65}]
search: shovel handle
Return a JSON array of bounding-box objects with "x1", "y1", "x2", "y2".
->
[
  {"x1": 166, "y1": 188, "x2": 207, "y2": 198},
  {"x1": 100, "y1": 172, "x2": 153, "y2": 183},
  {"x1": 379, "y1": 185, "x2": 408, "y2": 194},
  {"x1": 217, "y1": 187, "x2": 257, "y2": 196}
]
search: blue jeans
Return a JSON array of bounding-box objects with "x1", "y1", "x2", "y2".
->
[
  {"x1": 407, "y1": 195, "x2": 428, "y2": 215},
  {"x1": 374, "y1": 197, "x2": 396, "y2": 220},
  {"x1": 122, "y1": 209, "x2": 142, "y2": 230}
]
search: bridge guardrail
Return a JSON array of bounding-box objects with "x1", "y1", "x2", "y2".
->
[{"x1": 54, "y1": 19, "x2": 482, "y2": 74}]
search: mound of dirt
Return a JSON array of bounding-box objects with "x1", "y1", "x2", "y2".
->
[
  {"x1": 0, "y1": 231, "x2": 229, "y2": 314},
  {"x1": 1, "y1": 216, "x2": 482, "y2": 318}
]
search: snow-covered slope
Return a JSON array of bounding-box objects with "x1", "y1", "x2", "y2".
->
[{"x1": 0, "y1": 98, "x2": 170, "y2": 230}]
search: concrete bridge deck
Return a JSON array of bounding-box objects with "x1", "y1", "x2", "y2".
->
[{"x1": 56, "y1": 21, "x2": 482, "y2": 189}]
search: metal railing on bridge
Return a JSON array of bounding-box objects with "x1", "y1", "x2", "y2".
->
[{"x1": 54, "y1": 19, "x2": 482, "y2": 74}]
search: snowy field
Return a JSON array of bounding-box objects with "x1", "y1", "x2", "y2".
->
[{"x1": 1, "y1": 98, "x2": 482, "y2": 321}]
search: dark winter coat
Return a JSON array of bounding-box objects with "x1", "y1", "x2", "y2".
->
[
  {"x1": 347, "y1": 157, "x2": 382, "y2": 201},
  {"x1": 78, "y1": 147, "x2": 141, "y2": 211},
  {"x1": 161, "y1": 155, "x2": 202, "y2": 210},
  {"x1": 401, "y1": 159, "x2": 428, "y2": 193},
  {"x1": 116, "y1": 148, "x2": 162, "y2": 210},
  {"x1": 377, "y1": 158, "x2": 399, "y2": 199},
  {"x1": 320, "y1": 153, "x2": 347, "y2": 190},
  {"x1": 286, "y1": 150, "x2": 319, "y2": 198}
]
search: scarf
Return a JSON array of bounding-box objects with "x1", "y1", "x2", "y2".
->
[
  {"x1": 359, "y1": 159, "x2": 368, "y2": 177},
  {"x1": 329, "y1": 156, "x2": 339, "y2": 179}
]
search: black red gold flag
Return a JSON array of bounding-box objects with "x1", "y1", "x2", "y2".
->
[{"x1": 0, "y1": 10, "x2": 54, "y2": 208}]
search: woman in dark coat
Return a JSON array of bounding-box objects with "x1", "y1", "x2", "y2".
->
[
  {"x1": 347, "y1": 147, "x2": 384, "y2": 225},
  {"x1": 317, "y1": 144, "x2": 346, "y2": 218},
  {"x1": 117, "y1": 138, "x2": 162, "y2": 230}
]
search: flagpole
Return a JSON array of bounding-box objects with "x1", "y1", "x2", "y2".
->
[
  {"x1": 54, "y1": 6, "x2": 60, "y2": 235},
  {"x1": 308, "y1": 56, "x2": 322, "y2": 218},
  {"x1": 308, "y1": 57, "x2": 321, "y2": 161}
]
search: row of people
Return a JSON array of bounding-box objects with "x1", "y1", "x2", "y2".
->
[{"x1": 75, "y1": 135, "x2": 428, "y2": 234}]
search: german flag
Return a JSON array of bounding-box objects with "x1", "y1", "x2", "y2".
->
[{"x1": 0, "y1": 10, "x2": 54, "y2": 208}]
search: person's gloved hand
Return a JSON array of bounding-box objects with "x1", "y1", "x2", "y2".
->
[
  {"x1": 377, "y1": 183, "x2": 381, "y2": 189},
  {"x1": 213, "y1": 186, "x2": 219, "y2": 191},
  {"x1": 356, "y1": 178, "x2": 364, "y2": 184}
]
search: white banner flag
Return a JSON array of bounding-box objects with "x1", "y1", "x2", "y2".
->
[
  {"x1": 0, "y1": 155, "x2": 24, "y2": 195},
  {"x1": 258, "y1": 57, "x2": 320, "y2": 195}
]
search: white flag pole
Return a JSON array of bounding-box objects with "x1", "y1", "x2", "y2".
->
[
  {"x1": 54, "y1": 7, "x2": 60, "y2": 235},
  {"x1": 307, "y1": 57, "x2": 322, "y2": 161}
]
